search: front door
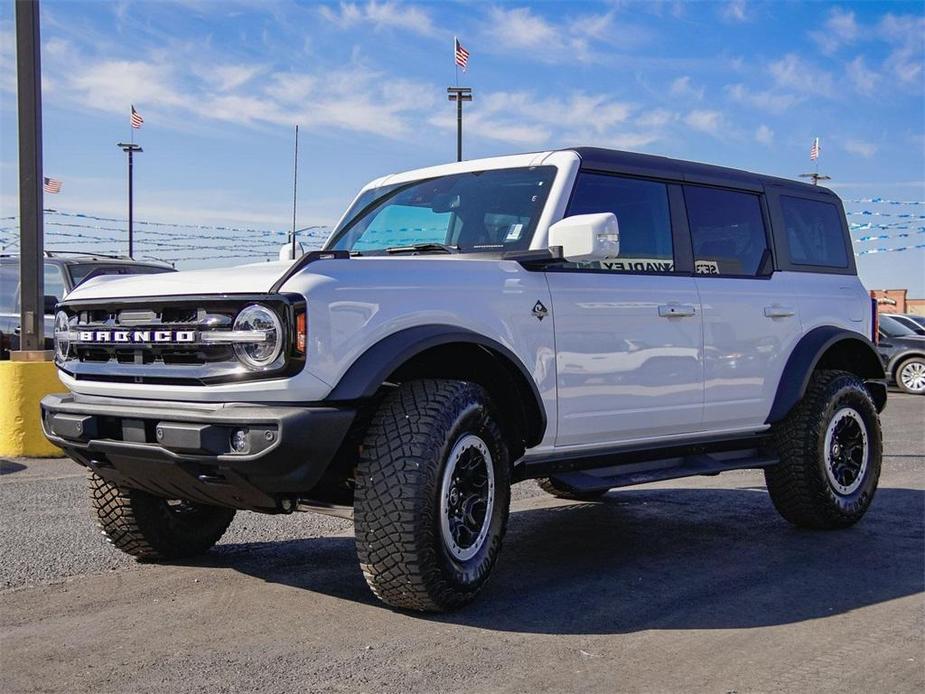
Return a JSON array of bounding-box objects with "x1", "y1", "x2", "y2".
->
[{"x1": 547, "y1": 172, "x2": 704, "y2": 447}]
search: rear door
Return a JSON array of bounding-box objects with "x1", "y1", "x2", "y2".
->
[
  {"x1": 546, "y1": 172, "x2": 704, "y2": 446},
  {"x1": 683, "y1": 185, "x2": 804, "y2": 431}
]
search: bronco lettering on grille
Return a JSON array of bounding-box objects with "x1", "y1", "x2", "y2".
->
[{"x1": 75, "y1": 330, "x2": 197, "y2": 344}]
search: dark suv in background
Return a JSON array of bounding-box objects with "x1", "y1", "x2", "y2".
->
[
  {"x1": 0, "y1": 252, "x2": 174, "y2": 359},
  {"x1": 877, "y1": 313, "x2": 925, "y2": 395}
]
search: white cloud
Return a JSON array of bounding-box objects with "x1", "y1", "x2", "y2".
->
[
  {"x1": 196, "y1": 64, "x2": 265, "y2": 91},
  {"x1": 319, "y1": 1, "x2": 436, "y2": 36},
  {"x1": 684, "y1": 109, "x2": 724, "y2": 135},
  {"x1": 669, "y1": 76, "x2": 704, "y2": 100},
  {"x1": 636, "y1": 108, "x2": 676, "y2": 128},
  {"x1": 810, "y1": 8, "x2": 859, "y2": 54},
  {"x1": 489, "y1": 6, "x2": 561, "y2": 50},
  {"x1": 725, "y1": 83, "x2": 802, "y2": 113},
  {"x1": 878, "y1": 15, "x2": 925, "y2": 86},
  {"x1": 428, "y1": 91, "x2": 666, "y2": 150},
  {"x1": 846, "y1": 56, "x2": 879, "y2": 95},
  {"x1": 481, "y1": 6, "x2": 632, "y2": 64},
  {"x1": 44, "y1": 40, "x2": 436, "y2": 140},
  {"x1": 720, "y1": 1, "x2": 748, "y2": 23},
  {"x1": 0, "y1": 22, "x2": 15, "y2": 95},
  {"x1": 769, "y1": 53, "x2": 834, "y2": 96},
  {"x1": 755, "y1": 124, "x2": 773, "y2": 145},
  {"x1": 843, "y1": 139, "x2": 877, "y2": 158}
]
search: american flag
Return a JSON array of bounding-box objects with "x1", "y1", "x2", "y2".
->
[
  {"x1": 455, "y1": 37, "x2": 470, "y2": 71},
  {"x1": 43, "y1": 177, "x2": 62, "y2": 194},
  {"x1": 810, "y1": 137, "x2": 820, "y2": 161},
  {"x1": 131, "y1": 105, "x2": 144, "y2": 129}
]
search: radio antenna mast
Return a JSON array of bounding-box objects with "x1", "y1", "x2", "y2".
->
[{"x1": 290, "y1": 124, "x2": 299, "y2": 260}]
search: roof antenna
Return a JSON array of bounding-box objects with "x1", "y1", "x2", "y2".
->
[{"x1": 290, "y1": 124, "x2": 299, "y2": 261}]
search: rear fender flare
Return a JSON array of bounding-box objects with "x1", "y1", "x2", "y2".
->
[{"x1": 767, "y1": 326, "x2": 886, "y2": 423}]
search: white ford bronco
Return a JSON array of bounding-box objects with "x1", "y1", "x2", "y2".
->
[{"x1": 42, "y1": 148, "x2": 887, "y2": 612}]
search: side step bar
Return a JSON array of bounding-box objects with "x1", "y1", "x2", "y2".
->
[{"x1": 544, "y1": 451, "x2": 779, "y2": 496}]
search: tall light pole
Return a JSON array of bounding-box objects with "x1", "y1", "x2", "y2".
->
[
  {"x1": 14, "y1": 0, "x2": 46, "y2": 358},
  {"x1": 447, "y1": 87, "x2": 472, "y2": 162},
  {"x1": 116, "y1": 142, "x2": 142, "y2": 257}
]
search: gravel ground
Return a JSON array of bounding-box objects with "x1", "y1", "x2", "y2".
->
[{"x1": 1, "y1": 393, "x2": 922, "y2": 693}]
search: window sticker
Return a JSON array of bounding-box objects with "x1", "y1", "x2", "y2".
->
[
  {"x1": 505, "y1": 223, "x2": 524, "y2": 241},
  {"x1": 600, "y1": 258, "x2": 674, "y2": 272},
  {"x1": 694, "y1": 260, "x2": 720, "y2": 274}
]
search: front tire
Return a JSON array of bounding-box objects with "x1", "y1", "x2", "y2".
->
[
  {"x1": 354, "y1": 379, "x2": 511, "y2": 612},
  {"x1": 896, "y1": 356, "x2": 925, "y2": 395},
  {"x1": 89, "y1": 473, "x2": 236, "y2": 560},
  {"x1": 765, "y1": 370, "x2": 882, "y2": 529}
]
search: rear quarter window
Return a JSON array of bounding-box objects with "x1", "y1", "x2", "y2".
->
[{"x1": 779, "y1": 196, "x2": 849, "y2": 268}]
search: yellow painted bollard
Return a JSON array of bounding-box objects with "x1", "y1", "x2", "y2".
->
[{"x1": 0, "y1": 360, "x2": 64, "y2": 457}]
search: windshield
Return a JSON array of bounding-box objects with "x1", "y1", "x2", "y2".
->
[
  {"x1": 879, "y1": 314, "x2": 917, "y2": 337},
  {"x1": 326, "y1": 166, "x2": 557, "y2": 254}
]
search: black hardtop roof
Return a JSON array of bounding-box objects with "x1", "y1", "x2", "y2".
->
[{"x1": 563, "y1": 146, "x2": 838, "y2": 199}]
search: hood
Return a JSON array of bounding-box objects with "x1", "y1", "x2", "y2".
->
[{"x1": 65, "y1": 260, "x2": 296, "y2": 301}]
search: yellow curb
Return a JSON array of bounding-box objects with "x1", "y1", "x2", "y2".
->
[{"x1": 0, "y1": 360, "x2": 65, "y2": 458}]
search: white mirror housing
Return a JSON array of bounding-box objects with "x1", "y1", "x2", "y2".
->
[
  {"x1": 279, "y1": 242, "x2": 305, "y2": 261},
  {"x1": 547, "y1": 213, "x2": 620, "y2": 263}
]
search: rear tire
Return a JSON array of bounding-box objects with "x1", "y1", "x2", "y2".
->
[
  {"x1": 354, "y1": 379, "x2": 511, "y2": 612},
  {"x1": 537, "y1": 477, "x2": 607, "y2": 501},
  {"x1": 765, "y1": 370, "x2": 882, "y2": 529},
  {"x1": 896, "y1": 356, "x2": 925, "y2": 395},
  {"x1": 89, "y1": 473, "x2": 236, "y2": 560}
]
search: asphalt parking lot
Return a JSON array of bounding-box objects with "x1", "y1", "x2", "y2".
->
[{"x1": 1, "y1": 393, "x2": 922, "y2": 694}]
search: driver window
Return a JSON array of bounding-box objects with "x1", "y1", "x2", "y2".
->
[{"x1": 564, "y1": 173, "x2": 675, "y2": 272}]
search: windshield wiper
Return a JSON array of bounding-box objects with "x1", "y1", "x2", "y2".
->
[{"x1": 384, "y1": 242, "x2": 459, "y2": 255}]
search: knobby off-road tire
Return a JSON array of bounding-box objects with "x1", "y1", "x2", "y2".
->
[
  {"x1": 765, "y1": 369, "x2": 882, "y2": 529},
  {"x1": 354, "y1": 379, "x2": 511, "y2": 612},
  {"x1": 89, "y1": 473, "x2": 236, "y2": 560},
  {"x1": 537, "y1": 477, "x2": 607, "y2": 501}
]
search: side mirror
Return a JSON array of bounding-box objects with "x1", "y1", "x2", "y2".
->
[
  {"x1": 279, "y1": 242, "x2": 305, "y2": 261},
  {"x1": 548, "y1": 213, "x2": 619, "y2": 263},
  {"x1": 43, "y1": 295, "x2": 58, "y2": 315}
]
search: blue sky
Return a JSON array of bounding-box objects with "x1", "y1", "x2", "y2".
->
[{"x1": 0, "y1": 0, "x2": 923, "y2": 293}]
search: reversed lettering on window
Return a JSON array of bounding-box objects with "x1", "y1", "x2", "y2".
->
[{"x1": 600, "y1": 258, "x2": 675, "y2": 272}]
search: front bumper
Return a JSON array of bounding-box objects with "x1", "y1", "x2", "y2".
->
[{"x1": 41, "y1": 392, "x2": 355, "y2": 512}]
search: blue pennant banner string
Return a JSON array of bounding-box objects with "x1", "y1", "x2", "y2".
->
[
  {"x1": 850, "y1": 222, "x2": 925, "y2": 231},
  {"x1": 856, "y1": 243, "x2": 925, "y2": 255},
  {"x1": 846, "y1": 211, "x2": 925, "y2": 219},
  {"x1": 854, "y1": 229, "x2": 925, "y2": 242},
  {"x1": 846, "y1": 199, "x2": 925, "y2": 205}
]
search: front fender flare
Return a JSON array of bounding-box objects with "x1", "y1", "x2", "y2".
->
[
  {"x1": 766, "y1": 326, "x2": 886, "y2": 423},
  {"x1": 324, "y1": 324, "x2": 547, "y2": 446}
]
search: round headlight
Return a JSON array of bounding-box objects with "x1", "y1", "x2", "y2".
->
[
  {"x1": 233, "y1": 304, "x2": 283, "y2": 369},
  {"x1": 53, "y1": 311, "x2": 70, "y2": 360}
]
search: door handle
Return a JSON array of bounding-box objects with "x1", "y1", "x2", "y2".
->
[
  {"x1": 764, "y1": 305, "x2": 795, "y2": 318},
  {"x1": 658, "y1": 304, "x2": 696, "y2": 318}
]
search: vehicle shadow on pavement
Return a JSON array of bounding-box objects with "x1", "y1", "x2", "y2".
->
[
  {"x1": 201, "y1": 486, "x2": 924, "y2": 635},
  {"x1": 0, "y1": 459, "x2": 27, "y2": 475}
]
